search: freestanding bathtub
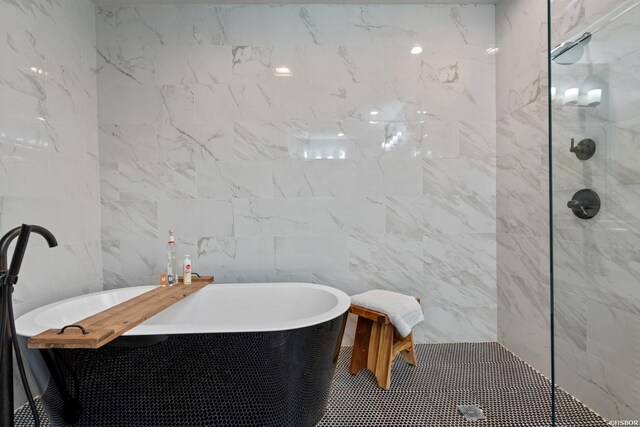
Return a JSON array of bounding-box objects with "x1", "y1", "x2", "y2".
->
[{"x1": 16, "y1": 283, "x2": 350, "y2": 427}]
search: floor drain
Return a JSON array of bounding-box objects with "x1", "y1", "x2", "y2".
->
[{"x1": 457, "y1": 405, "x2": 487, "y2": 421}]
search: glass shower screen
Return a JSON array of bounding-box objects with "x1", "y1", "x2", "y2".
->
[{"x1": 550, "y1": 0, "x2": 640, "y2": 424}]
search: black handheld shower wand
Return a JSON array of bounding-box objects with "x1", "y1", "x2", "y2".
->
[{"x1": 1, "y1": 224, "x2": 58, "y2": 427}]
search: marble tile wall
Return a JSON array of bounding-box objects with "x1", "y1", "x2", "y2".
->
[
  {"x1": 0, "y1": 0, "x2": 102, "y2": 407},
  {"x1": 495, "y1": 0, "x2": 551, "y2": 376},
  {"x1": 550, "y1": 0, "x2": 640, "y2": 421},
  {"x1": 95, "y1": 4, "x2": 497, "y2": 343}
]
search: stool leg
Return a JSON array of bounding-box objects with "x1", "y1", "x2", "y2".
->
[
  {"x1": 400, "y1": 332, "x2": 417, "y2": 366},
  {"x1": 372, "y1": 322, "x2": 394, "y2": 390},
  {"x1": 350, "y1": 316, "x2": 372, "y2": 375}
]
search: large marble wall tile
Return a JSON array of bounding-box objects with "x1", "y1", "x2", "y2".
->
[
  {"x1": 96, "y1": 44, "x2": 156, "y2": 86},
  {"x1": 498, "y1": 308, "x2": 551, "y2": 377},
  {"x1": 98, "y1": 85, "x2": 162, "y2": 124},
  {"x1": 275, "y1": 236, "x2": 349, "y2": 272},
  {"x1": 418, "y1": 306, "x2": 497, "y2": 343},
  {"x1": 429, "y1": 195, "x2": 496, "y2": 234},
  {"x1": 157, "y1": 122, "x2": 232, "y2": 162},
  {"x1": 423, "y1": 5, "x2": 496, "y2": 49},
  {"x1": 496, "y1": 100, "x2": 547, "y2": 156},
  {"x1": 99, "y1": 124, "x2": 158, "y2": 163},
  {"x1": 198, "y1": 236, "x2": 275, "y2": 272},
  {"x1": 272, "y1": 83, "x2": 346, "y2": 122},
  {"x1": 232, "y1": 123, "x2": 295, "y2": 161},
  {"x1": 269, "y1": 6, "x2": 347, "y2": 46},
  {"x1": 496, "y1": 0, "x2": 547, "y2": 118},
  {"x1": 496, "y1": 147, "x2": 542, "y2": 197},
  {"x1": 385, "y1": 196, "x2": 433, "y2": 234},
  {"x1": 157, "y1": 199, "x2": 234, "y2": 239},
  {"x1": 344, "y1": 5, "x2": 424, "y2": 46},
  {"x1": 459, "y1": 121, "x2": 496, "y2": 160},
  {"x1": 114, "y1": 5, "x2": 193, "y2": 47},
  {"x1": 234, "y1": 198, "x2": 311, "y2": 237},
  {"x1": 586, "y1": 300, "x2": 640, "y2": 375},
  {"x1": 422, "y1": 269, "x2": 497, "y2": 309},
  {"x1": 195, "y1": 83, "x2": 272, "y2": 123},
  {"x1": 497, "y1": 233, "x2": 544, "y2": 285},
  {"x1": 194, "y1": 6, "x2": 270, "y2": 46},
  {"x1": 196, "y1": 160, "x2": 273, "y2": 199},
  {"x1": 497, "y1": 270, "x2": 550, "y2": 330},
  {"x1": 423, "y1": 232, "x2": 496, "y2": 272},
  {"x1": 311, "y1": 197, "x2": 385, "y2": 236},
  {"x1": 307, "y1": 45, "x2": 387, "y2": 85},
  {"x1": 349, "y1": 233, "x2": 423, "y2": 273},
  {"x1": 423, "y1": 157, "x2": 496, "y2": 198},
  {"x1": 118, "y1": 161, "x2": 196, "y2": 201},
  {"x1": 504, "y1": 190, "x2": 548, "y2": 238},
  {"x1": 53, "y1": 241, "x2": 102, "y2": 290},
  {"x1": 160, "y1": 85, "x2": 195, "y2": 124},
  {"x1": 101, "y1": 200, "x2": 158, "y2": 240},
  {"x1": 385, "y1": 195, "x2": 495, "y2": 236}
]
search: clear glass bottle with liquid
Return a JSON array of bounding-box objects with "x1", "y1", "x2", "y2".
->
[{"x1": 166, "y1": 230, "x2": 178, "y2": 286}]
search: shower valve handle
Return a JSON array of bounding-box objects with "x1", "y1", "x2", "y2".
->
[
  {"x1": 567, "y1": 189, "x2": 600, "y2": 219},
  {"x1": 567, "y1": 199, "x2": 588, "y2": 216},
  {"x1": 569, "y1": 138, "x2": 596, "y2": 160}
]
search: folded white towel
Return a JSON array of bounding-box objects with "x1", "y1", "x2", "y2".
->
[{"x1": 350, "y1": 290, "x2": 424, "y2": 337}]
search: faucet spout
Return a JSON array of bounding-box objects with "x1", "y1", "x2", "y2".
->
[{"x1": 0, "y1": 224, "x2": 58, "y2": 274}]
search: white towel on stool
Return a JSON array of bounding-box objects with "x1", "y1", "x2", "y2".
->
[{"x1": 350, "y1": 290, "x2": 424, "y2": 337}]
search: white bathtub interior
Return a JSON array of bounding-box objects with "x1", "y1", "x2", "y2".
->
[{"x1": 16, "y1": 283, "x2": 351, "y2": 338}]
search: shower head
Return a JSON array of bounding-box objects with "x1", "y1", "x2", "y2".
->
[{"x1": 551, "y1": 32, "x2": 592, "y2": 65}]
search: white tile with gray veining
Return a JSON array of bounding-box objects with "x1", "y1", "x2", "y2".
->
[{"x1": 96, "y1": 4, "x2": 498, "y2": 345}]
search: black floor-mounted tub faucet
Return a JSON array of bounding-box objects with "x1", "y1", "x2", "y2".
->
[{"x1": 0, "y1": 224, "x2": 57, "y2": 427}]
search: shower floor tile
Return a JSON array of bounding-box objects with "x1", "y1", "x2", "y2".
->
[{"x1": 15, "y1": 342, "x2": 608, "y2": 427}]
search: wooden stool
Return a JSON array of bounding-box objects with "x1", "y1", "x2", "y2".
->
[{"x1": 349, "y1": 300, "x2": 419, "y2": 390}]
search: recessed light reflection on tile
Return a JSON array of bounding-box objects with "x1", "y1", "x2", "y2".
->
[
  {"x1": 337, "y1": 132, "x2": 344, "y2": 137},
  {"x1": 273, "y1": 66, "x2": 293, "y2": 77},
  {"x1": 369, "y1": 110, "x2": 379, "y2": 116},
  {"x1": 485, "y1": 46, "x2": 499, "y2": 55},
  {"x1": 410, "y1": 46, "x2": 423, "y2": 55},
  {"x1": 369, "y1": 120, "x2": 378, "y2": 124}
]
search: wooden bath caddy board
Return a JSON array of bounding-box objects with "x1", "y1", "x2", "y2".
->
[{"x1": 28, "y1": 276, "x2": 214, "y2": 350}]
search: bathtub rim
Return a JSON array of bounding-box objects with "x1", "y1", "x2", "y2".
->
[{"x1": 16, "y1": 282, "x2": 351, "y2": 338}]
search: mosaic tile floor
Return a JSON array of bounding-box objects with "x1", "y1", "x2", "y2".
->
[{"x1": 15, "y1": 342, "x2": 608, "y2": 427}]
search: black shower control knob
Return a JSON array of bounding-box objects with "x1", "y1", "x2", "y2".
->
[
  {"x1": 569, "y1": 138, "x2": 596, "y2": 160},
  {"x1": 567, "y1": 189, "x2": 600, "y2": 219}
]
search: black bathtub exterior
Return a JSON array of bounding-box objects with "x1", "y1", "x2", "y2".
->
[{"x1": 39, "y1": 313, "x2": 347, "y2": 427}]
